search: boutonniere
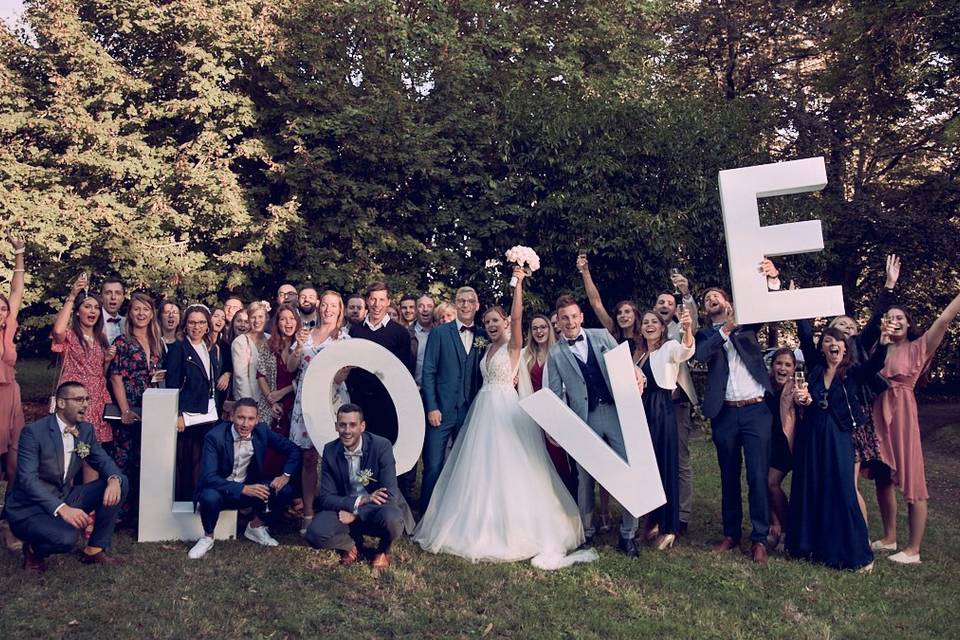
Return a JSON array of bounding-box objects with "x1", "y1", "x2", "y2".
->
[
  {"x1": 356, "y1": 469, "x2": 376, "y2": 487},
  {"x1": 73, "y1": 441, "x2": 91, "y2": 459},
  {"x1": 474, "y1": 336, "x2": 489, "y2": 350}
]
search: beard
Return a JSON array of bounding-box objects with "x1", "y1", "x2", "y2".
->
[{"x1": 298, "y1": 302, "x2": 316, "y2": 315}]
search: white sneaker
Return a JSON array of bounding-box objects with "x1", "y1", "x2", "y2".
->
[
  {"x1": 244, "y1": 523, "x2": 279, "y2": 547},
  {"x1": 188, "y1": 536, "x2": 215, "y2": 559},
  {"x1": 870, "y1": 539, "x2": 897, "y2": 552},
  {"x1": 888, "y1": 550, "x2": 921, "y2": 564}
]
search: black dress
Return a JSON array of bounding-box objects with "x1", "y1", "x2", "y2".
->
[
  {"x1": 641, "y1": 359, "x2": 680, "y2": 535},
  {"x1": 786, "y1": 347, "x2": 886, "y2": 570},
  {"x1": 768, "y1": 389, "x2": 793, "y2": 474}
]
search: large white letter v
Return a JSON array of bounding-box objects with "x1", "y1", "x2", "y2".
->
[{"x1": 519, "y1": 342, "x2": 665, "y2": 517}]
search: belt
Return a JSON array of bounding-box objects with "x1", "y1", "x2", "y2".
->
[{"x1": 724, "y1": 396, "x2": 765, "y2": 408}]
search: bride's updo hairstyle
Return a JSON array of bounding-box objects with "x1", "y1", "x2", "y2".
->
[{"x1": 483, "y1": 305, "x2": 509, "y2": 321}]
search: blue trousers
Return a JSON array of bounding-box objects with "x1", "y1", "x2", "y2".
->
[
  {"x1": 10, "y1": 476, "x2": 128, "y2": 558},
  {"x1": 711, "y1": 402, "x2": 772, "y2": 543},
  {"x1": 420, "y1": 405, "x2": 469, "y2": 513},
  {"x1": 305, "y1": 503, "x2": 404, "y2": 553},
  {"x1": 197, "y1": 484, "x2": 294, "y2": 535}
]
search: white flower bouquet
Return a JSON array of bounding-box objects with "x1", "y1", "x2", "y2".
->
[{"x1": 504, "y1": 246, "x2": 541, "y2": 287}]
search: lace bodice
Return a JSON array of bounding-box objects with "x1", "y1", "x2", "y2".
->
[{"x1": 481, "y1": 345, "x2": 520, "y2": 387}]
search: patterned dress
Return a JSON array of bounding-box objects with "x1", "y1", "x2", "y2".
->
[
  {"x1": 0, "y1": 317, "x2": 25, "y2": 456},
  {"x1": 289, "y1": 332, "x2": 349, "y2": 449},
  {"x1": 52, "y1": 330, "x2": 111, "y2": 443},
  {"x1": 257, "y1": 347, "x2": 298, "y2": 479},
  {"x1": 108, "y1": 334, "x2": 161, "y2": 526}
]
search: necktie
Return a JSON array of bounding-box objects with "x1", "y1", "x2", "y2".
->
[
  {"x1": 106, "y1": 317, "x2": 121, "y2": 324},
  {"x1": 566, "y1": 335, "x2": 584, "y2": 346},
  {"x1": 460, "y1": 325, "x2": 474, "y2": 333}
]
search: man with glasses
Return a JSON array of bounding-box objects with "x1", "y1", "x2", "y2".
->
[
  {"x1": 3, "y1": 381, "x2": 128, "y2": 571},
  {"x1": 419, "y1": 286, "x2": 486, "y2": 512}
]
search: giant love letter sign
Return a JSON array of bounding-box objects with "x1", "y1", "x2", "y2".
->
[
  {"x1": 299, "y1": 339, "x2": 425, "y2": 475},
  {"x1": 719, "y1": 156, "x2": 845, "y2": 324},
  {"x1": 519, "y1": 342, "x2": 665, "y2": 517},
  {"x1": 138, "y1": 388, "x2": 237, "y2": 542}
]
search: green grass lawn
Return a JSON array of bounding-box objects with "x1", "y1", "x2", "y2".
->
[{"x1": 2, "y1": 361, "x2": 959, "y2": 638}]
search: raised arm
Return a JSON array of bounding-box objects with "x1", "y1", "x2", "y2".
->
[
  {"x1": 924, "y1": 289, "x2": 960, "y2": 355},
  {"x1": 861, "y1": 255, "x2": 900, "y2": 351},
  {"x1": 52, "y1": 274, "x2": 87, "y2": 343},
  {"x1": 6, "y1": 235, "x2": 25, "y2": 320},
  {"x1": 508, "y1": 267, "x2": 525, "y2": 354},
  {"x1": 576, "y1": 255, "x2": 614, "y2": 333}
]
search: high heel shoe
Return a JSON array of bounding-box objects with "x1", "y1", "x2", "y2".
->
[
  {"x1": 870, "y1": 539, "x2": 897, "y2": 552},
  {"x1": 655, "y1": 533, "x2": 676, "y2": 551},
  {"x1": 0, "y1": 520, "x2": 23, "y2": 552},
  {"x1": 644, "y1": 524, "x2": 660, "y2": 543},
  {"x1": 597, "y1": 512, "x2": 612, "y2": 533}
]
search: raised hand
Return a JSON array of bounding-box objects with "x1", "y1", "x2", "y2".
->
[
  {"x1": 576, "y1": 254, "x2": 589, "y2": 273},
  {"x1": 296, "y1": 327, "x2": 310, "y2": 346},
  {"x1": 7, "y1": 234, "x2": 25, "y2": 252},
  {"x1": 679, "y1": 308, "x2": 692, "y2": 332},
  {"x1": 759, "y1": 258, "x2": 780, "y2": 280},
  {"x1": 512, "y1": 266, "x2": 525, "y2": 286},
  {"x1": 880, "y1": 316, "x2": 894, "y2": 345},
  {"x1": 885, "y1": 254, "x2": 901, "y2": 289},
  {"x1": 70, "y1": 273, "x2": 89, "y2": 298},
  {"x1": 670, "y1": 271, "x2": 690, "y2": 296}
]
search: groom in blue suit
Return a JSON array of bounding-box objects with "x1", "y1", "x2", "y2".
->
[{"x1": 419, "y1": 286, "x2": 486, "y2": 512}]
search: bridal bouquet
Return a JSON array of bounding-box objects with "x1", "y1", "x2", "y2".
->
[{"x1": 505, "y1": 245, "x2": 540, "y2": 287}]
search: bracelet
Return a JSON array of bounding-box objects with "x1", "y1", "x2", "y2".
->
[
  {"x1": 13, "y1": 268, "x2": 24, "y2": 272},
  {"x1": 13, "y1": 248, "x2": 24, "y2": 255}
]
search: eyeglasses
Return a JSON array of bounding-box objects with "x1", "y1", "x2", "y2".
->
[
  {"x1": 63, "y1": 396, "x2": 90, "y2": 403},
  {"x1": 186, "y1": 320, "x2": 208, "y2": 327}
]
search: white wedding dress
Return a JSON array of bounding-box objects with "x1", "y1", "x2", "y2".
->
[{"x1": 414, "y1": 345, "x2": 598, "y2": 569}]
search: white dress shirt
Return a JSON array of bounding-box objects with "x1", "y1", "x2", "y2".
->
[
  {"x1": 455, "y1": 319, "x2": 476, "y2": 354},
  {"x1": 565, "y1": 330, "x2": 589, "y2": 363},
  {"x1": 227, "y1": 427, "x2": 255, "y2": 483},
  {"x1": 102, "y1": 310, "x2": 125, "y2": 344},
  {"x1": 413, "y1": 322, "x2": 432, "y2": 385},
  {"x1": 55, "y1": 414, "x2": 74, "y2": 482},
  {"x1": 717, "y1": 324, "x2": 766, "y2": 401},
  {"x1": 364, "y1": 315, "x2": 390, "y2": 331},
  {"x1": 344, "y1": 441, "x2": 368, "y2": 512}
]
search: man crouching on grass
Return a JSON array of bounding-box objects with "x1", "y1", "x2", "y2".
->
[
  {"x1": 187, "y1": 397, "x2": 300, "y2": 559},
  {"x1": 304, "y1": 403, "x2": 404, "y2": 569}
]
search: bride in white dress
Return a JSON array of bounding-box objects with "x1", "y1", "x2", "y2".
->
[{"x1": 414, "y1": 268, "x2": 597, "y2": 569}]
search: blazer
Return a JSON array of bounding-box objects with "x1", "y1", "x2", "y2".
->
[
  {"x1": 318, "y1": 432, "x2": 400, "y2": 513},
  {"x1": 546, "y1": 328, "x2": 618, "y2": 422},
  {"x1": 694, "y1": 323, "x2": 772, "y2": 419},
  {"x1": 4, "y1": 415, "x2": 123, "y2": 523},
  {"x1": 231, "y1": 334, "x2": 263, "y2": 403},
  {"x1": 194, "y1": 420, "x2": 300, "y2": 505},
  {"x1": 165, "y1": 338, "x2": 221, "y2": 414},
  {"x1": 640, "y1": 339, "x2": 695, "y2": 391},
  {"x1": 420, "y1": 320, "x2": 487, "y2": 420}
]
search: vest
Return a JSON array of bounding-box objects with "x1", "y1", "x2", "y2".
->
[{"x1": 573, "y1": 338, "x2": 614, "y2": 411}]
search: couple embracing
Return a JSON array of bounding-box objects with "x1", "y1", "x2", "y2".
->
[{"x1": 414, "y1": 268, "x2": 635, "y2": 568}]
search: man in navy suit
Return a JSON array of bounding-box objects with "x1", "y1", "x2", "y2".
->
[
  {"x1": 694, "y1": 265, "x2": 780, "y2": 565},
  {"x1": 419, "y1": 286, "x2": 486, "y2": 512},
  {"x1": 187, "y1": 397, "x2": 300, "y2": 559},
  {"x1": 4, "y1": 381, "x2": 128, "y2": 571},
  {"x1": 305, "y1": 403, "x2": 405, "y2": 569}
]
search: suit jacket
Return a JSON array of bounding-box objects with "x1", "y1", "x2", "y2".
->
[
  {"x1": 420, "y1": 321, "x2": 486, "y2": 421},
  {"x1": 546, "y1": 328, "x2": 619, "y2": 422},
  {"x1": 195, "y1": 421, "x2": 300, "y2": 505},
  {"x1": 318, "y1": 432, "x2": 399, "y2": 514},
  {"x1": 694, "y1": 323, "x2": 772, "y2": 419},
  {"x1": 165, "y1": 338, "x2": 221, "y2": 414},
  {"x1": 4, "y1": 415, "x2": 122, "y2": 523}
]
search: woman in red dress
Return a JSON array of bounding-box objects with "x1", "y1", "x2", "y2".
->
[
  {"x1": 51, "y1": 274, "x2": 115, "y2": 482},
  {"x1": 257, "y1": 303, "x2": 300, "y2": 479},
  {"x1": 522, "y1": 313, "x2": 577, "y2": 499},
  {"x1": 871, "y1": 290, "x2": 960, "y2": 564},
  {"x1": 0, "y1": 235, "x2": 26, "y2": 483}
]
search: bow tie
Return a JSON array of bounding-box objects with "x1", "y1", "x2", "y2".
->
[
  {"x1": 566, "y1": 335, "x2": 585, "y2": 346},
  {"x1": 236, "y1": 435, "x2": 252, "y2": 442},
  {"x1": 459, "y1": 325, "x2": 474, "y2": 333},
  {"x1": 63, "y1": 425, "x2": 79, "y2": 438},
  {"x1": 304, "y1": 320, "x2": 317, "y2": 328},
  {"x1": 106, "y1": 317, "x2": 121, "y2": 324},
  {"x1": 344, "y1": 449, "x2": 362, "y2": 459}
]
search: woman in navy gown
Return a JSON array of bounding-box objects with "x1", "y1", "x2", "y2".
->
[{"x1": 787, "y1": 326, "x2": 889, "y2": 571}]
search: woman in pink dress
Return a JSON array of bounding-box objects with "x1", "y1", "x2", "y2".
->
[
  {"x1": 871, "y1": 291, "x2": 960, "y2": 564},
  {"x1": 0, "y1": 235, "x2": 26, "y2": 481},
  {"x1": 51, "y1": 274, "x2": 115, "y2": 482}
]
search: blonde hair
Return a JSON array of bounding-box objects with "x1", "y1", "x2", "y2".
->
[
  {"x1": 319, "y1": 290, "x2": 345, "y2": 333},
  {"x1": 433, "y1": 301, "x2": 455, "y2": 323},
  {"x1": 524, "y1": 313, "x2": 555, "y2": 355}
]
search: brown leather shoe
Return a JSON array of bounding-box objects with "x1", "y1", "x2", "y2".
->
[
  {"x1": 22, "y1": 543, "x2": 47, "y2": 573},
  {"x1": 751, "y1": 542, "x2": 768, "y2": 566},
  {"x1": 339, "y1": 545, "x2": 359, "y2": 566},
  {"x1": 712, "y1": 536, "x2": 740, "y2": 553},
  {"x1": 371, "y1": 552, "x2": 391, "y2": 570},
  {"x1": 80, "y1": 550, "x2": 123, "y2": 566}
]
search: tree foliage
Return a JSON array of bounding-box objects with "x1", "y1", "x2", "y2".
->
[{"x1": 2, "y1": 0, "x2": 958, "y2": 383}]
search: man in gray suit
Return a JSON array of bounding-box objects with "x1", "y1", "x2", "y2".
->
[
  {"x1": 547, "y1": 295, "x2": 640, "y2": 556},
  {"x1": 4, "y1": 381, "x2": 127, "y2": 571}
]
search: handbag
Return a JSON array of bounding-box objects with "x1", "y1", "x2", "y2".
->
[{"x1": 103, "y1": 403, "x2": 142, "y2": 422}]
